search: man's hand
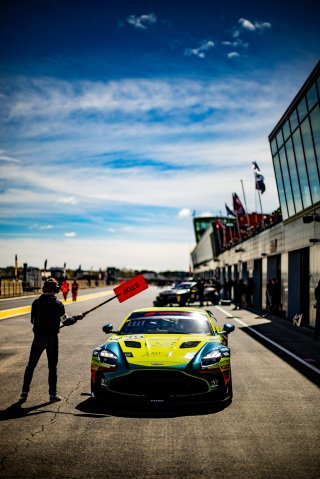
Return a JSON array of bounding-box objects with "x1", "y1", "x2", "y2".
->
[
  {"x1": 60, "y1": 313, "x2": 84, "y2": 328},
  {"x1": 61, "y1": 316, "x2": 77, "y2": 326}
]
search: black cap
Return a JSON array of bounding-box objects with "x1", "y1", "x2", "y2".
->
[{"x1": 42, "y1": 278, "x2": 60, "y2": 293}]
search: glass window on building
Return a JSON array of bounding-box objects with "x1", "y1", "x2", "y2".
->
[
  {"x1": 292, "y1": 128, "x2": 312, "y2": 208},
  {"x1": 290, "y1": 109, "x2": 299, "y2": 132},
  {"x1": 297, "y1": 97, "x2": 308, "y2": 122},
  {"x1": 273, "y1": 153, "x2": 289, "y2": 220},
  {"x1": 271, "y1": 138, "x2": 278, "y2": 156},
  {"x1": 276, "y1": 130, "x2": 283, "y2": 149},
  {"x1": 283, "y1": 121, "x2": 291, "y2": 141},
  {"x1": 310, "y1": 104, "x2": 320, "y2": 174},
  {"x1": 285, "y1": 137, "x2": 303, "y2": 212},
  {"x1": 306, "y1": 83, "x2": 318, "y2": 110},
  {"x1": 300, "y1": 117, "x2": 320, "y2": 203},
  {"x1": 279, "y1": 147, "x2": 295, "y2": 216}
]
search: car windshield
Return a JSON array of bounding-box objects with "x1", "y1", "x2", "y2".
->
[
  {"x1": 177, "y1": 282, "x2": 195, "y2": 289},
  {"x1": 119, "y1": 312, "x2": 213, "y2": 335}
]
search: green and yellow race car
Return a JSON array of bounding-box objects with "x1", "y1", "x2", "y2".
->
[{"x1": 91, "y1": 307, "x2": 235, "y2": 405}]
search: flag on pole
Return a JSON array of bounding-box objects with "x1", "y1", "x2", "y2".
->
[
  {"x1": 15, "y1": 254, "x2": 18, "y2": 279},
  {"x1": 215, "y1": 220, "x2": 228, "y2": 248},
  {"x1": 225, "y1": 203, "x2": 236, "y2": 217},
  {"x1": 252, "y1": 161, "x2": 266, "y2": 194},
  {"x1": 232, "y1": 193, "x2": 246, "y2": 215}
]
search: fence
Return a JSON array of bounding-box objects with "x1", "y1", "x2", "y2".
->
[
  {"x1": 0, "y1": 279, "x2": 107, "y2": 298},
  {"x1": 0, "y1": 280, "x2": 24, "y2": 297}
]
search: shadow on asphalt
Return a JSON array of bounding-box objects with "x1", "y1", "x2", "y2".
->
[
  {"x1": 74, "y1": 395, "x2": 231, "y2": 418},
  {"x1": 0, "y1": 400, "x2": 52, "y2": 421},
  {"x1": 221, "y1": 309, "x2": 320, "y2": 388}
]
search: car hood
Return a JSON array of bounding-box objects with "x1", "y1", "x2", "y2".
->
[{"x1": 108, "y1": 334, "x2": 221, "y2": 367}]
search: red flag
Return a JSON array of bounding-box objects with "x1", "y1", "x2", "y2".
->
[
  {"x1": 113, "y1": 274, "x2": 148, "y2": 303},
  {"x1": 215, "y1": 220, "x2": 226, "y2": 247},
  {"x1": 232, "y1": 193, "x2": 246, "y2": 215}
]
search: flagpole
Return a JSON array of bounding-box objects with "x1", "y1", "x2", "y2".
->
[
  {"x1": 241, "y1": 179, "x2": 251, "y2": 227},
  {"x1": 235, "y1": 214, "x2": 241, "y2": 241},
  {"x1": 215, "y1": 222, "x2": 222, "y2": 252},
  {"x1": 257, "y1": 188, "x2": 264, "y2": 226}
]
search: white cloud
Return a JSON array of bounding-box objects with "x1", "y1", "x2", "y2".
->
[
  {"x1": 185, "y1": 40, "x2": 214, "y2": 59},
  {"x1": 239, "y1": 18, "x2": 256, "y2": 31},
  {"x1": 40, "y1": 225, "x2": 53, "y2": 230},
  {"x1": 228, "y1": 52, "x2": 240, "y2": 58},
  {"x1": 58, "y1": 196, "x2": 78, "y2": 205},
  {"x1": 178, "y1": 208, "x2": 192, "y2": 218},
  {"x1": 64, "y1": 232, "x2": 77, "y2": 237},
  {"x1": 127, "y1": 13, "x2": 157, "y2": 29},
  {"x1": 0, "y1": 153, "x2": 21, "y2": 163},
  {"x1": 238, "y1": 18, "x2": 272, "y2": 33},
  {"x1": 29, "y1": 224, "x2": 53, "y2": 230},
  {"x1": 255, "y1": 21, "x2": 272, "y2": 31}
]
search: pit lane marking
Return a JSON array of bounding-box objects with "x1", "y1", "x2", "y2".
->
[
  {"x1": 0, "y1": 290, "x2": 114, "y2": 321},
  {"x1": 215, "y1": 305, "x2": 320, "y2": 376}
]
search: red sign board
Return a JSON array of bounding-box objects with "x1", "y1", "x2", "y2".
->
[{"x1": 113, "y1": 274, "x2": 149, "y2": 303}]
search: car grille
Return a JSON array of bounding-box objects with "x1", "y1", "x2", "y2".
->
[{"x1": 108, "y1": 370, "x2": 209, "y2": 396}]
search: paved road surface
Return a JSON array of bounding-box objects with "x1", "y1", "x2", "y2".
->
[{"x1": 1, "y1": 286, "x2": 319, "y2": 479}]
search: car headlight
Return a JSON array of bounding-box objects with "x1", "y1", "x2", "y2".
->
[
  {"x1": 201, "y1": 350, "x2": 222, "y2": 369},
  {"x1": 99, "y1": 349, "x2": 118, "y2": 367}
]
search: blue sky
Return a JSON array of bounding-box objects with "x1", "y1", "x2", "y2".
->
[{"x1": 0, "y1": 0, "x2": 319, "y2": 271}]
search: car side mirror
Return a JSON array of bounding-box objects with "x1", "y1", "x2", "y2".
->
[
  {"x1": 102, "y1": 323, "x2": 113, "y2": 334},
  {"x1": 223, "y1": 323, "x2": 235, "y2": 334}
]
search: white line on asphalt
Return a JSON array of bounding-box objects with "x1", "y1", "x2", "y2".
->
[{"x1": 215, "y1": 305, "x2": 320, "y2": 376}]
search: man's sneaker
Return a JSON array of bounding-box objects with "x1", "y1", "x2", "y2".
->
[
  {"x1": 50, "y1": 394, "x2": 62, "y2": 402},
  {"x1": 19, "y1": 392, "x2": 28, "y2": 402}
]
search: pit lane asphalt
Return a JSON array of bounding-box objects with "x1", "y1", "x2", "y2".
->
[{"x1": 1, "y1": 285, "x2": 319, "y2": 479}]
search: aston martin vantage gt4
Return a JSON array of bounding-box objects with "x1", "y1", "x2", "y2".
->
[{"x1": 91, "y1": 307, "x2": 235, "y2": 405}]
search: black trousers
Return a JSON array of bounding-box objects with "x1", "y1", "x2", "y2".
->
[{"x1": 22, "y1": 335, "x2": 59, "y2": 396}]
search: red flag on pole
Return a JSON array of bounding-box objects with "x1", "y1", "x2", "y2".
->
[
  {"x1": 232, "y1": 193, "x2": 246, "y2": 215},
  {"x1": 113, "y1": 274, "x2": 148, "y2": 303}
]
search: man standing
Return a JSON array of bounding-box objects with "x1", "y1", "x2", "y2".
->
[
  {"x1": 60, "y1": 279, "x2": 70, "y2": 301},
  {"x1": 71, "y1": 279, "x2": 79, "y2": 302},
  {"x1": 20, "y1": 278, "x2": 82, "y2": 403},
  {"x1": 196, "y1": 278, "x2": 205, "y2": 307}
]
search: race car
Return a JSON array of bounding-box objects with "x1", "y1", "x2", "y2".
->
[
  {"x1": 153, "y1": 281, "x2": 197, "y2": 306},
  {"x1": 153, "y1": 282, "x2": 220, "y2": 307},
  {"x1": 91, "y1": 307, "x2": 235, "y2": 405}
]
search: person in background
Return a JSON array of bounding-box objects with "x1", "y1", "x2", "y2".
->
[
  {"x1": 233, "y1": 278, "x2": 245, "y2": 310},
  {"x1": 71, "y1": 279, "x2": 79, "y2": 302},
  {"x1": 196, "y1": 278, "x2": 205, "y2": 307},
  {"x1": 60, "y1": 279, "x2": 70, "y2": 301},
  {"x1": 246, "y1": 278, "x2": 254, "y2": 307},
  {"x1": 20, "y1": 278, "x2": 83, "y2": 403}
]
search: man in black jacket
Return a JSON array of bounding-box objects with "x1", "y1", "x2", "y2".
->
[{"x1": 20, "y1": 278, "x2": 82, "y2": 403}]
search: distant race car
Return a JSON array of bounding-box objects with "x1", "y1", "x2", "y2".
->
[
  {"x1": 91, "y1": 307, "x2": 235, "y2": 405},
  {"x1": 153, "y1": 282, "x2": 220, "y2": 307},
  {"x1": 153, "y1": 281, "x2": 199, "y2": 306}
]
